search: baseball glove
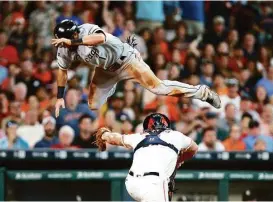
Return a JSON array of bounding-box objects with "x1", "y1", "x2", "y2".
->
[{"x1": 93, "y1": 127, "x2": 111, "y2": 151}]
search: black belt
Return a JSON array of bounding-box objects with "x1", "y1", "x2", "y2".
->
[{"x1": 129, "y1": 171, "x2": 159, "y2": 177}]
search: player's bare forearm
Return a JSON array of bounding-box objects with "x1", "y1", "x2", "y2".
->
[
  {"x1": 102, "y1": 132, "x2": 131, "y2": 148},
  {"x1": 57, "y1": 68, "x2": 68, "y2": 87}
]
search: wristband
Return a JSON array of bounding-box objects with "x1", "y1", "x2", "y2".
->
[
  {"x1": 71, "y1": 38, "x2": 83, "y2": 45},
  {"x1": 57, "y1": 86, "x2": 65, "y2": 99}
]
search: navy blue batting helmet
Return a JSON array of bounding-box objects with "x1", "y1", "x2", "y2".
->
[{"x1": 54, "y1": 20, "x2": 80, "y2": 39}]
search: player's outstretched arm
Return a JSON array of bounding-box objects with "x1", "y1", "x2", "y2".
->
[
  {"x1": 102, "y1": 131, "x2": 132, "y2": 148},
  {"x1": 93, "y1": 127, "x2": 132, "y2": 151},
  {"x1": 52, "y1": 33, "x2": 105, "y2": 47},
  {"x1": 55, "y1": 68, "x2": 67, "y2": 117}
]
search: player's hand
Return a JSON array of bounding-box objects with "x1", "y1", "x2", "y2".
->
[
  {"x1": 55, "y1": 98, "x2": 65, "y2": 118},
  {"x1": 52, "y1": 38, "x2": 71, "y2": 47}
]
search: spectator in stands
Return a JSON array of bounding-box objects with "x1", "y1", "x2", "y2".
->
[
  {"x1": 151, "y1": 26, "x2": 170, "y2": 60},
  {"x1": 0, "y1": 120, "x2": 29, "y2": 149},
  {"x1": 15, "y1": 60, "x2": 42, "y2": 97},
  {"x1": 1, "y1": 100, "x2": 23, "y2": 131},
  {"x1": 0, "y1": 30, "x2": 19, "y2": 66},
  {"x1": 260, "y1": 105, "x2": 273, "y2": 136},
  {"x1": 8, "y1": 16, "x2": 27, "y2": 53},
  {"x1": 180, "y1": 53, "x2": 200, "y2": 79},
  {"x1": 102, "y1": 1, "x2": 126, "y2": 37},
  {"x1": 175, "y1": 108, "x2": 201, "y2": 142},
  {"x1": 202, "y1": 43, "x2": 215, "y2": 62},
  {"x1": 198, "y1": 127, "x2": 225, "y2": 151},
  {"x1": 51, "y1": 125, "x2": 76, "y2": 149},
  {"x1": 17, "y1": 110, "x2": 44, "y2": 148},
  {"x1": 196, "y1": 112, "x2": 229, "y2": 144},
  {"x1": 242, "y1": 33, "x2": 257, "y2": 61},
  {"x1": 13, "y1": 82, "x2": 27, "y2": 104},
  {"x1": 254, "y1": 139, "x2": 267, "y2": 151},
  {"x1": 222, "y1": 124, "x2": 246, "y2": 151},
  {"x1": 22, "y1": 95, "x2": 40, "y2": 113},
  {"x1": 218, "y1": 103, "x2": 239, "y2": 132},
  {"x1": 36, "y1": 86, "x2": 51, "y2": 113},
  {"x1": 239, "y1": 93, "x2": 260, "y2": 121},
  {"x1": 219, "y1": 78, "x2": 241, "y2": 114},
  {"x1": 33, "y1": 59, "x2": 53, "y2": 85},
  {"x1": 199, "y1": 60, "x2": 214, "y2": 87},
  {"x1": 203, "y1": 16, "x2": 227, "y2": 48},
  {"x1": 1, "y1": 64, "x2": 19, "y2": 91},
  {"x1": 213, "y1": 74, "x2": 228, "y2": 96},
  {"x1": 226, "y1": 29, "x2": 239, "y2": 53},
  {"x1": 119, "y1": 113, "x2": 133, "y2": 134},
  {"x1": 256, "y1": 66, "x2": 273, "y2": 97},
  {"x1": 110, "y1": 92, "x2": 126, "y2": 121},
  {"x1": 34, "y1": 116, "x2": 58, "y2": 148},
  {"x1": 28, "y1": 1, "x2": 57, "y2": 48},
  {"x1": 123, "y1": 90, "x2": 136, "y2": 121},
  {"x1": 174, "y1": 21, "x2": 193, "y2": 51},
  {"x1": 243, "y1": 120, "x2": 273, "y2": 152},
  {"x1": 56, "y1": 2, "x2": 83, "y2": 25},
  {"x1": 217, "y1": 41, "x2": 229, "y2": 55},
  {"x1": 228, "y1": 45, "x2": 245, "y2": 75},
  {"x1": 253, "y1": 86, "x2": 270, "y2": 115},
  {"x1": 57, "y1": 88, "x2": 96, "y2": 134},
  {"x1": 240, "y1": 112, "x2": 253, "y2": 137},
  {"x1": 104, "y1": 110, "x2": 121, "y2": 133},
  {"x1": 167, "y1": 63, "x2": 181, "y2": 81},
  {"x1": 72, "y1": 114, "x2": 96, "y2": 148},
  {"x1": 257, "y1": 46, "x2": 271, "y2": 72}
]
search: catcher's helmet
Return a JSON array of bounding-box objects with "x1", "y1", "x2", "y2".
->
[
  {"x1": 54, "y1": 19, "x2": 79, "y2": 39},
  {"x1": 143, "y1": 113, "x2": 170, "y2": 132}
]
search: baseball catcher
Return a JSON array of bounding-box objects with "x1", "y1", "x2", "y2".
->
[
  {"x1": 93, "y1": 113, "x2": 198, "y2": 202},
  {"x1": 52, "y1": 20, "x2": 221, "y2": 117}
]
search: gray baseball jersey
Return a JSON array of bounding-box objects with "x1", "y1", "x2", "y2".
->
[{"x1": 57, "y1": 23, "x2": 134, "y2": 71}]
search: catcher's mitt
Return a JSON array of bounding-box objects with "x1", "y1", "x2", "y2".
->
[{"x1": 93, "y1": 127, "x2": 111, "y2": 151}]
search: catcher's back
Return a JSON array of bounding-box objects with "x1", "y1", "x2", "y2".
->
[{"x1": 124, "y1": 130, "x2": 192, "y2": 178}]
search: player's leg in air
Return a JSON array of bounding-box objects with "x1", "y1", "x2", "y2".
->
[
  {"x1": 123, "y1": 53, "x2": 221, "y2": 109},
  {"x1": 87, "y1": 69, "x2": 118, "y2": 110}
]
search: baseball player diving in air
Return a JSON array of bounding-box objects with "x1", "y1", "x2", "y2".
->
[
  {"x1": 94, "y1": 113, "x2": 198, "y2": 202},
  {"x1": 52, "y1": 20, "x2": 221, "y2": 117}
]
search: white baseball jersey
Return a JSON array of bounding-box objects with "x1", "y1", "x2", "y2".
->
[
  {"x1": 57, "y1": 23, "x2": 134, "y2": 71},
  {"x1": 123, "y1": 130, "x2": 192, "y2": 178}
]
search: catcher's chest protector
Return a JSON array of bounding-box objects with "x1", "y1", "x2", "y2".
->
[{"x1": 133, "y1": 131, "x2": 179, "y2": 154}]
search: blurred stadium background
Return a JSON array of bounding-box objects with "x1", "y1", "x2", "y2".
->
[{"x1": 0, "y1": 0, "x2": 273, "y2": 201}]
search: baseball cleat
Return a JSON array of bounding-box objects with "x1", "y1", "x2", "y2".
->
[{"x1": 205, "y1": 87, "x2": 221, "y2": 109}]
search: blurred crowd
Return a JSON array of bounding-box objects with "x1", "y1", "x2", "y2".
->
[{"x1": 0, "y1": 1, "x2": 273, "y2": 152}]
